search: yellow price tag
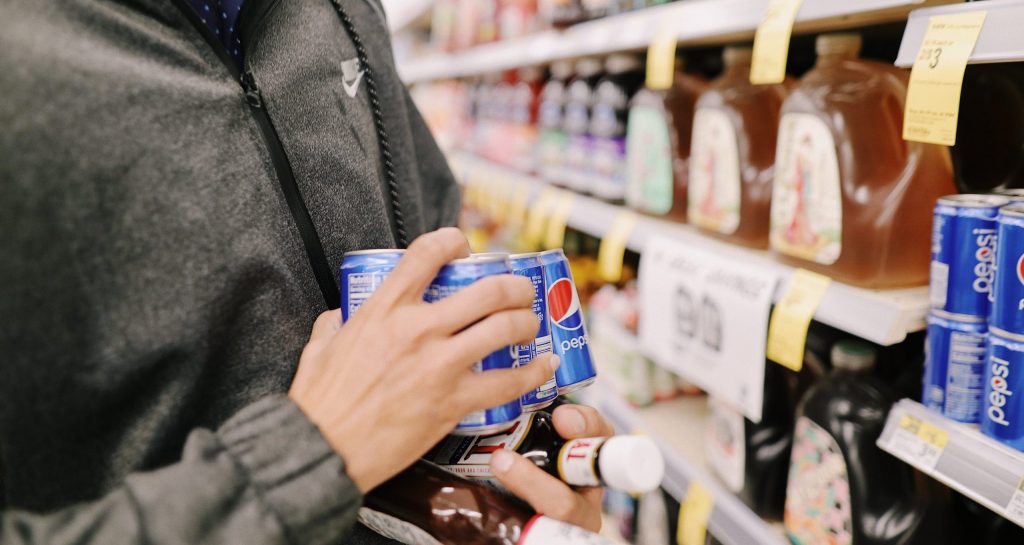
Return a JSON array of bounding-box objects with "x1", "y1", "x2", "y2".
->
[
  {"x1": 766, "y1": 269, "x2": 831, "y2": 371},
  {"x1": 507, "y1": 182, "x2": 531, "y2": 230},
  {"x1": 900, "y1": 415, "x2": 949, "y2": 449},
  {"x1": 903, "y1": 11, "x2": 987, "y2": 146},
  {"x1": 597, "y1": 212, "x2": 638, "y2": 282},
  {"x1": 646, "y1": 27, "x2": 678, "y2": 91},
  {"x1": 750, "y1": 0, "x2": 802, "y2": 85},
  {"x1": 677, "y1": 481, "x2": 714, "y2": 545},
  {"x1": 544, "y1": 192, "x2": 576, "y2": 250},
  {"x1": 523, "y1": 188, "x2": 558, "y2": 249}
]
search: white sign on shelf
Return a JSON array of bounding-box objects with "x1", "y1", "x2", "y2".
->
[
  {"x1": 878, "y1": 413, "x2": 948, "y2": 473},
  {"x1": 638, "y1": 235, "x2": 776, "y2": 422}
]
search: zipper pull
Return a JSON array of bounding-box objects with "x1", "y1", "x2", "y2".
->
[{"x1": 241, "y1": 70, "x2": 263, "y2": 109}]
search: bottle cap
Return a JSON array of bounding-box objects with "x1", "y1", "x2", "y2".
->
[
  {"x1": 597, "y1": 436, "x2": 664, "y2": 493},
  {"x1": 575, "y1": 57, "x2": 603, "y2": 78},
  {"x1": 605, "y1": 53, "x2": 643, "y2": 75},
  {"x1": 816, "y1": 33, "x2": 862, "y2": 57},
  {"x1": 830, "y1": 339, "x2": 877, "y2": 372},
  {"x1": 550, "y1": 60, "x2": 574, "y2": 80},
  {"x1": 723, "y1": 45, "x2": 753, "y2": 67}
]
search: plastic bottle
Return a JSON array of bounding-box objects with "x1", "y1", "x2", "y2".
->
[
  {"x1": 769, "y1": 33, "x2": 955, "y2": 288},
  {"x1": 689, "y1": 46, "x2": 789, "y2": 248},
  {"x1": 510, "y1": 66, "x2": 543, "y2": 173},
  {"x1": 548, "y1": 0, "x2": 587, "y2": 28},
  {"x1": 536, "y1": 61, "x2": 574, "y2": 182},
  {"x1": 626, "y1": 58, "x2": 707, "y2": 220},
  {"x1": 361, "y1": 459, "x2": 623, "y2": 545},
  {"x1": 951, "y1": 63, "x2": 1024, "y2": 193},
  {"x1": 561, "y1": 57, "x2": 604, "y2": 191},
  {"x1": 589, "y1": 54, "x2": 645, "y2": 202},
  {"x1": 785, "y1": 339, "x2": 945, "y2": 545}
]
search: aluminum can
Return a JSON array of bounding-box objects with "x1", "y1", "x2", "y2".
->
[
  {"x1": 990, "y1": 203, "x2": 1024, "y2": 334},
  {"x1": 930, "y1": 194, "x2": 1007, "y2": 316},
  {"x1": 509, "y1": 252, "x2": 558, "y2": 410},
  {"x1": 922, "y1": 310, "x2": 988, "y2": 424},
  {"x1": 537, "y1": 248, "x2": 597, "y2": 394},
  {"x1": 981, "y1": 327, "x2": 1024, "y2": 452},
  {"x1": 339, "y1": 249, "x2": 405, "y2": 322}
]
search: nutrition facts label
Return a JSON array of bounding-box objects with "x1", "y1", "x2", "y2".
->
[
  {"x1": 346, "y1": 272, "x2": 390, "y2": 317},
  {"x1": 944, "y1": 331, "x2": 988, "y2": 422}
]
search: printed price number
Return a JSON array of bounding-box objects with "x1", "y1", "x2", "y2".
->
[
  {"x1": 917, "y1": 46, "x2": 943, "y2": 69},
  {"x1": 888, "y1": 414, "x2": 948, "y2": 471}
]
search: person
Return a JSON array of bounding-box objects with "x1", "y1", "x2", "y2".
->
[{"x1": 0, "y1": 0, "x2": 614, "y2": 543}]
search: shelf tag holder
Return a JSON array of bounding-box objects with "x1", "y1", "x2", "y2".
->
[
  {"x1": 883, "y1": 413, "x2": 949, "y2": 472},
  {"x1": 766, "y1": 268, "x2": 831, "y2": 372},
  {"x1": 523, "y1": 188, "x2": 559, "y2": 249},
  {"x1": 646, "y1": 25, "x2": 678, "y2": 91},
  {"x1": 677, "y1": 481, "x2": 714, "y2": 545},
  {"x1": 598, "y1": 211, "x2": 639, "y2": 283},
  {"x1": 903, "y1": 10, "x2": 987, "y2": 146},
  {"x1": 750, "y1": 0, "x2": 803, "y2": 84},
  {"x1": 543, "y1": 192, "x2": 576, "y2": 250}
]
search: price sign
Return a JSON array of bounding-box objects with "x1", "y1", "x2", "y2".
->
[
  {"x1": 639, "y1": 235, "x2": 776, "y2": 421},
  {"x1": 1005, "y1": 478, "x2": 1024, "y2": 527},
  {"x1": 677, "y1": 481, "x2": 714, "y2": 545},
  {"x1": 597, "y1": 211, "x2": 639, "y2": 283},
  {"x1": 882, "y1": 414, "x2": 948, "y2": 472},
  {"x1": 750, "y1": 0, "x2": 802, "y2": 85},
  {"x1": 766, "y1": 269, "x2": 831, "y2": 372},
  {"x1": 903, "y1": 11, "x2": 987, "y2": 146},
  {"x1": 646, "y1": 27, "x2": 678, "y2": 91}
]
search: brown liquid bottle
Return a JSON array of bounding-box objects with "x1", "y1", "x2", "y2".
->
[
  {"x1": 769, "y1": 33, "x2": 955, "y2": 288},
  {"x1": 688, "y1": 46, "x2": 789, "y2": 248},
  {"x1": 360, "y1": 459, "x2": 622, "y2": 545},
  {"x1": 626, "y1": 58, "x2": 707, "y2": 221}
]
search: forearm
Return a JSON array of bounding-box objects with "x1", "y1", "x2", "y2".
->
[{"x1": 1, "y1": 396, "x2": 361, "y2": 545}]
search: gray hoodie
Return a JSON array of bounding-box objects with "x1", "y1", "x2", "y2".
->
[{"x1": 0, "y1": 0, "x2": 458, "y2": 542}]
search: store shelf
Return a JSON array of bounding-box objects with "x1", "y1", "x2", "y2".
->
[
  {"x1": 454, "y1": 153, "x2": 930, "y2": 346},
  {"x1": 896, "y1": 0, "x2": 1024, "y2": 67},
  {"x1": 577, "y1": 385, "x2": 789, "y2": 545},
  {"x1": 398, "y1": 0, "x2": 953, "y2": 83},
  {"x1": 877, "y1": 399, "x2": 1024, "y2": 529}
]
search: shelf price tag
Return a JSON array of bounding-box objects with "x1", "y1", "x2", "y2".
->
[
  {"x1": 1005, "y1": 478, "x2": 1024, "y2": 526},
  {"x1": 883, "y1": 414, "x2": 948, "y2": 472},
  {"x1": 677, "y1": 481, "x2": 714, "y2": 545},
  {"x1": 507, "y1": 182, "x2": 531, "y2": 230},
  {"x1": 903, "y1": 10, "x2": 987, "y2": 146},
  {"x1": 543, "y1": 192, "x2": 576, "y2": 249},
  {"x1": 523, "y1": 188, "x2": 558, "y2": 249},
  {"x1": 766, "y1": 269, "x2": 831, "y2": 372},
  {"x1": 750, "y1": 0, "x2": 802, "y2": 84},
  {"x1": 646, "y1": 26, "x2": 678, "y2": 91},
  {"x1": 597, "y1": 211, "x2": 639, "y2": 283}
]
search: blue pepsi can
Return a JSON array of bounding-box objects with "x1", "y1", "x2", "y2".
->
[
  {"x1": 537, "y1": 249, "x2": 596, "y2": 394},
  {"x1": 930, "y1": 194, "x2": 1007, "y2": 316},
  {"x1": 340, "y1": 249, "x2": 405, "y2": 322},
  {"x1": 981, "y1": 327, "x2": 1024, "y2": 451},
  {"x1": 990, "y1": 204, "x2": 1024, "y2": 334},
  {"x1": 426, "y1": 254, "x2": 522, "y2": 436},
  {"x1": 509, "y1": 252, "x2": 558, "y2": 411},
  {"x1": 922, "y1": 310, "x2": 988, "y2": 423}
]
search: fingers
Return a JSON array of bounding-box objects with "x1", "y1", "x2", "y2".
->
[
  {"x1": 456, "y1": 354, "x2": 560, "y2": 412},
  {"x1": 376, "y1": 228, "x2": 470, "y2": 303},
  {"x1": 552, "y1": 404, "x2": 616, "y2": 440},
  {"x1": 448, "y1": 308, "x2": 542, "y2": 364},
  {"x1": 428, "y1": 275, "x2": 536, "y2": 333},
  {"x1": 490, "y1": 450, "x2": 602, "y2": 533},
  {"x1": 309, "y1": 309, "x2": 342, "y2": 342}
]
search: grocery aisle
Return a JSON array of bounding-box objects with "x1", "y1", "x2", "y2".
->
[{"x1": 395, "y1": 0, "x2": 1024, "y2": 543}]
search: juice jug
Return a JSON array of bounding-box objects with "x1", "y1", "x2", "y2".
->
[
  {"x1": 769, "y1": 33, "x2": 955, "y2": 288},
  {"x1": 689, "y1": 46, "x2": 789, "y2": 248},
  {"x1": 589, "y1": 54, "x2": 644, "y2": 202},
  {"x1": 626, "y1": 58, "x2": 707, "y2": 220}
]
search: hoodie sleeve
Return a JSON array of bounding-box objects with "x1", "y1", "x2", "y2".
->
[
  {"x1": 403, "y1": 88, "x2": 462, "y2": 230},
  {"x1": 0, "y1": 396, "x2": 362, "y2": 545}
]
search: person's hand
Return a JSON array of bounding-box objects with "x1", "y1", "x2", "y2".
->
[
  {"x1": 489, "y1": 404, "x2": 613, "y2": 533},
  {"x1": 289, "y1": 228, "x2": 559, "y2": 493}
]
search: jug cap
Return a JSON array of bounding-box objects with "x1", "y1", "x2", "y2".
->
[
  {"x1": 606, "y1": 53, "x2": 643, "y2": 74},
  {"x1": 575, "y1": 57, "x2": 603, "y2": 78},
  {"x1": 598, "y1": 436, "x2": 665, "y2": 493},
  {"x1": 831, "y1": 339, "x2": 876, "y2": 372},
  {"x1": 550, "y1": 60, "x2": 574, "y2": 80},
  {"x1": 816, "y1": 33, "x2": 862, "y2": 57},
  {"x1": 723, "y1": 45, "x2": 753, "y2": 66}
]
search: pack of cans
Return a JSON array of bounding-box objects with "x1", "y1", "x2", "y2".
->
[{"x1": 922, "y1": 310, "x2": 988, "y2": 423}]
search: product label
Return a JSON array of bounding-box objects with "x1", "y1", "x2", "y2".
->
[
  {"x1": 557, "y1": 437, "x2": 606, "y2": 487},
  {"x1": 689, "y1": 108, "x2": 740, "y2": 234},
  {"x1": 357, "y1": 508, "x2": 442, "y2": 545},
  {"x1": 706, "y1": 397, "x2": 745, "y2": 493},
  {"x1": 591, "y1": 135, "x2": 628, "y2": 200},
  {"x1": 943, "y1": 330, "x2": 987, "y2": 422},
  {"x1": 426, "y1": 414, "x2": 535, "y2": 480},
  {"x1": 770, "y1": 113, "x2": 843, "y2": 265},
  {"x1": 345, "y1": 271, "x2": 389, "y2": 319},
  {"x1": 626, "y1": 105, "x2": 674, "y2": 215},
  {"x1": 784, "y1": 417, "x2": 853, "y2": 545},
  {"x1": 930, "y1": 260, "x2": 949, "y2": 309},
  {"x1": 519, "y1": 515, "x2": 619, "y2": 545}
]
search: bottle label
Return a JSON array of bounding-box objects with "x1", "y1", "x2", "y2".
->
[
  {"x1": 519, "y1": 515, "x2": 619, "y2": 545},
  {"x1": 770, "y1": 113, "x2": 843, "y2": 265},
  {"x1": 706, "y1": 397, "x2": 745, "y2": 493},
  {"x1": 626, "y1": 105, "x2": 674, "y2": 215},
  {"x1": 784, "y1": 417, "x2": 853, "y2": 545},
  {"x1": 557, "y1": 437, "x2": 606, "y2": 487},
  {"x1": 357, "y1": 508, "x2": 442, "y2": 545},
  {"x1": 425, "y1": 413, "x2": 535, "y2": 480},
  {"x1": 689, "y1": 108, "x2": 741, "y2": 235}
]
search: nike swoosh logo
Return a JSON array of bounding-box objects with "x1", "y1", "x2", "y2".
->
[{"x1": 342, "y1": 70, "x2": 364, "y2": 98}]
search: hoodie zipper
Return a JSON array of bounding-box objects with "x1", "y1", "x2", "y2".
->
[{"x1": 174, "y1": 0, "x2": 340, "y2": 309}]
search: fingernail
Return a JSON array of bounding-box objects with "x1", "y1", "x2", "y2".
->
[
  {"x1": 491, "y1": 449, "x2": 514, "y2": 474},
  {"x1": 566, "y1": 407, "x2": 586, "y2": 436}
]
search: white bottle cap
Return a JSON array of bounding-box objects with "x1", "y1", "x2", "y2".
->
[{"x1": 597, "y1": 436, "x2": 665, "y2": 493}]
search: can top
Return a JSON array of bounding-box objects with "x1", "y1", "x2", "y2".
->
[
  {"x1": 930, "y1": 308, "x2": 988, "y2": 323},
  {"x1": 937, "y1": 194, "x2": 1010, "y2": 208},
  {"x1": 1000, "y1": 202, "x2": 1024, "y2": 218},
  {"x1": 343, "y1": 248, "x2": 406, "y2": 257},
  {"x1": 997, "y1": 189, "x2": 1024, "y2": 198},
  {"x1": 990, "y1": 326, "x2": 1024, "y2": 343},
  {"x1": 469, "y1": 252, "x2": 511, "y2": 260},
  {"x1": 537, "y1": 248, "x2": 566, "y2": 259},
  {"x1": 449, "y1": 253, "x2": 509, "y2": 265},
  {"x1": 509, "y1": 251, "x2": 542, "y2": 260}
]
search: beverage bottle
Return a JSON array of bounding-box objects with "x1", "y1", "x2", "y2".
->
[
  {"x1": 785, "y1": 339, "x2": 946, "y2": 545},
  {"x1": 510, "y1": 66, "x2": 543, "y2": 173},
  {"x1": 536, "y1": 60, "x2": 574, "y2": 181},
  {"x1": 689, "y1": 46, "x2": 789, "y2": 248},
  {"x1": 561, "y1": 57, "x2": 603, "y2": 191},
  {"x1": 426, "y1": 411, "x2": 664, "y2": 493},
  {"x1": 626, "y1": 57, "x2": 707, "y2": 220},
  {"x1": 361, "y1": 459, "x2": 623, "y2": 545},
  {"x1": 951, "y1": 63, "x2": 1024, "y2": 193},
  {"x1": 769, "y1": 33, "x2": 955, "y2": 288},
  {"x1": 589, "y1": 54, "x2": 644, "y2": 202},
  {"x1": 547, "y1": 0, "x2": 587, "y2": 28}
]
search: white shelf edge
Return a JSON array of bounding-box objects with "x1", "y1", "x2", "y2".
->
[
  {"x1": 398, "y1": 0, "x2": 952, "y2": 83},
  {"x1": 878, "y1": 399, "x2": 1024, "y2": 529},
  {"x1": 896, "y1": 0, "x2": 1024, "y2": 67},
  {"x1": 454, "y1": 153, "x2": 929, "y2": 346}
]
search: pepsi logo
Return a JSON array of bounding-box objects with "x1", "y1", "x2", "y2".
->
[
  {"x1": 1017, "y1": 254, "x2": 1024, "y2": 285},
  {"x1": 547, "y1": 278, "x2": 583, "y2": 331}
]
